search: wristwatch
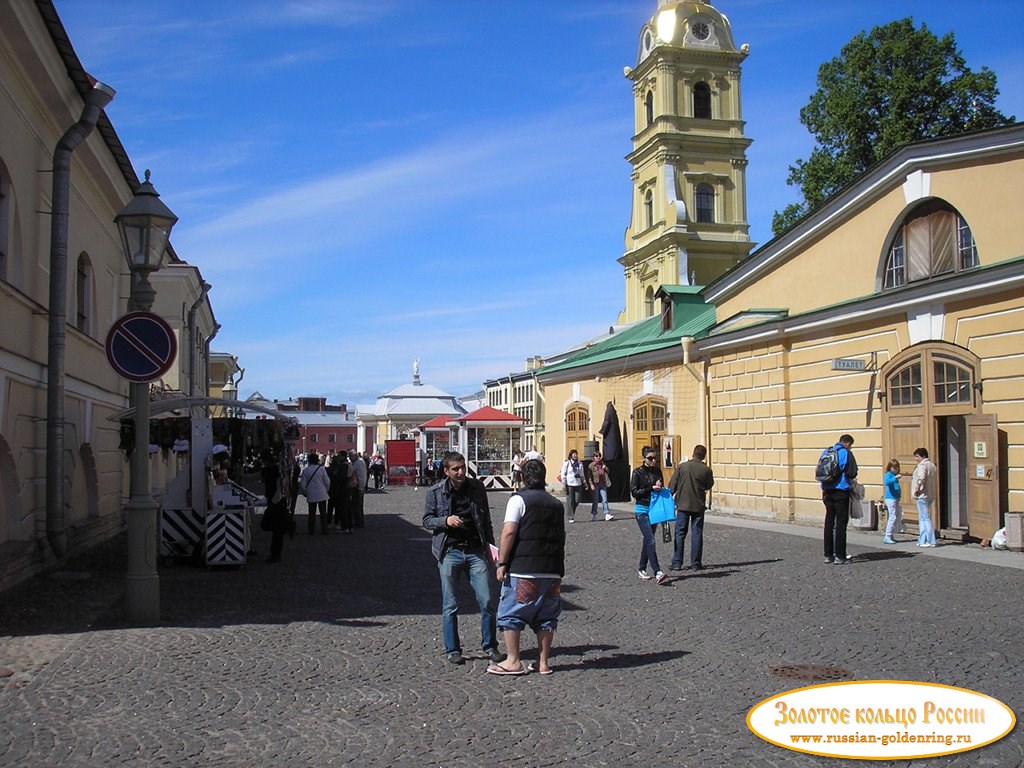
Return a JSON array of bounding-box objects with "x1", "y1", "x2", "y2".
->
[{"x1": 496, "y1": 562, "x2": 507, "y2": 568}]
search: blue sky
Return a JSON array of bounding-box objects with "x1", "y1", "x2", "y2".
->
[{"x1": 56, "y1": 1, "x2": 1024, "y2": 406}]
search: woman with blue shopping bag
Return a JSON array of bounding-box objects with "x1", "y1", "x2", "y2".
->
[{"x1": 630, "y1": 447, "x2": 670, "y2": 585}]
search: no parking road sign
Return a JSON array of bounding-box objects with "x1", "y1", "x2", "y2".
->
[{"x1": 105, "y1": 311, "x2": 177, "y2": 383}]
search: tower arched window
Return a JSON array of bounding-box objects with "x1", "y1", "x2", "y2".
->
[
  {"x1": 644, "y1": 286, "x2": 655, "y2": 317},
  {"x1": 695, "y1": 183, "x2": 715, "y2": 223},
  {"x1": 75, "y1": 252, "x2": 93, "y2": 336},
  {"x1": 645, "y1": 91, "x2": 654, "y2": 127},
  {"x1": 644, "y1": 190, "x2": 654, "y2": 230},
  {"x1": 693, "y1": 81, "x2": 711, "y2": 119},
  {"x1": 881, "y1": 200, "x2": 979, "y2": 290}
]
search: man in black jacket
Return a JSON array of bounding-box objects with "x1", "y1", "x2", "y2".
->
[
  {"x1": 423, "y1": 452, "x2": 501, "y2": 665},
  {"x1": 488, "y1": 459, "x2": 565, "y2": 676}
]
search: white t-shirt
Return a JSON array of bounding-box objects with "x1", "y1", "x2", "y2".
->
[{"x1": 502, "y1": 494, "x2": 560, "y2": 579}]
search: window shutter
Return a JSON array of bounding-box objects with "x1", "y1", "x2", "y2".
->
[
  {"x1": 905, "y1": 218, "x2": 931, "y2": 282},
  {"x1": 930, "y1": 211, "x2": 955, "y2": 275}
]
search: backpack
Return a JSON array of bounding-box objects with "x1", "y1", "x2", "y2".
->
[{"x1": 815, "y1": 446, "x2": 842, "y2": 485}]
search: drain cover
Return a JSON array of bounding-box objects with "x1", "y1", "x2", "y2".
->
[{"x1": 768, "y1": 663, "x2": 854, "y2": 682}]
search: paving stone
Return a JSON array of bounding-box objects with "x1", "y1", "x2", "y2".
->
[{"x1": 0, "y1": 488, "x2": 1021, "y2": 766}]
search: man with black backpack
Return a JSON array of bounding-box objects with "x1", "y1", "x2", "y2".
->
[{"x1": 818, "y1": 434, "x2": 858, "y2": 565}]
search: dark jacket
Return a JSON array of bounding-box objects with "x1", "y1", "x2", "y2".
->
[
  {"x1": 508, "y1": 488, "x2": 565, "y2": 577},
  {"x1": 423, "y1": 477, "x2": 494, "y2": 561},
  {"x1": 668, "y1": 459, "x2": 714, "y2": 512},
  {"x1": 630, "y1": 465, "x2": 662, "y2": 506}
]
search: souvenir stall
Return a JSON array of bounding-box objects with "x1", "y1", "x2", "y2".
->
[
  {"x1": 115, "y1": 397, "x2": 298, "y2": 566},
  {"x1": 451, "y1": 407, "x2": 525, "y2": 490},
  {"x1": 417, "y1": 415, "x2": 455, "y2": 484}
]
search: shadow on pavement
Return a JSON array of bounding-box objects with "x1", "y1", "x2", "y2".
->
[{"x1": 0, "y1": 508, "x2": 452, "y2": 636}]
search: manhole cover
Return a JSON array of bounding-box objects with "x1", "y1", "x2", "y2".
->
[{"x1": 768, "y1": 663, "x2": 854, "y2": 682}]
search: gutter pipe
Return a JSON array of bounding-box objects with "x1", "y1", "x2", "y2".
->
[
  {"x1": 45, "y1": 79, "x2": 116, "y2": 558},
  {"x1": 187, "y1": 282, "x2": 212, "y2": 396}
]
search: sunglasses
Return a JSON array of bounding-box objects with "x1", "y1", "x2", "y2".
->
[{"x1": 643, "y1": 455, "x2": 656, "y2": 461}]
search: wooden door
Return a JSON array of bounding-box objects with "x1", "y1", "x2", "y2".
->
[
  {"x1": 889, "y1": 415, "x2": 924, "y2": 495},
  {"x1": 965, "y1": 414, "x2": 999, "y2": 539}
]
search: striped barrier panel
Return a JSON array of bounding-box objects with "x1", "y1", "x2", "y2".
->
[
  {"x1": 161, "y1": 507, "x2": 204, "y2": 558},
  {"x1": 205, "y1": 507, "x2": 248, "y2": 566}
]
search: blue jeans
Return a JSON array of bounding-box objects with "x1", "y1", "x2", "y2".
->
[
  {"x1": 437, "y1": 547, "x2": 497, "y2": 655},
  {"x1": 916, "y1": 496, "x2": 936, "y2": 545},
  {"x1": 883, "y1": 497, "x2": 903, "y2": 538},
  {"x1": 590, "y1": 486, "x2": 609, "y2": 517},
  {"x1": 671, "y1": 510, "x2": 704, "y2": 568},
  {"x1": 634, "y1": 511, "x2": 662, "y2": 574}
]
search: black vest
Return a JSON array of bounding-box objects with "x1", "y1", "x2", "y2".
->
[{"x1": 510, "y1": 489, "x2": 565, "y2": 576}]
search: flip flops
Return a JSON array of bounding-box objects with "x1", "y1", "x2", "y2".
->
[
  {"x1": 526, "y1": 663, "x2": 554, "y2": 676},
  {"x1": 486, "y1": 664, "x2": 527, "y2": 676}
]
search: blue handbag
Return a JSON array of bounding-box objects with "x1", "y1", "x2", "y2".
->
[{"x1": 647, "y1": 488, "x2": 675, "y2": 525}]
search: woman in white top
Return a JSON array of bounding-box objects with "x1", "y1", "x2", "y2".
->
[
  {"x1": 299, "y1": 452, "x2": 331, "y2": 535},
  {"x1": 559, "y1": 449, "x2": 588, "y2": 523}
]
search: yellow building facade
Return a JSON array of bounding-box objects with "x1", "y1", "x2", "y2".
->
[
  {"x1": 701, "y1": 127, "x2": 1024, "y2": 538},
  {"x1": 529, "y1": 1, "x2": 1023, "y2": 543},
  {"x1": 1, "y1": 1, "x2": 218, "y2": 588}
]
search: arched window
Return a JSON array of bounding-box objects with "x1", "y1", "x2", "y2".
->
[
  {"x1": 693, "y1": 81, "x2": 711, "y2": 119},
  {"x1": 885, "y1": 346, "x2": 977, "y2": 410},
  {"x1": 882, "y1": 201, "x2": 979, "y2": 290},
  {"x1": 644, "y1": 286, "x2": 655, "y2": 317},
  {"x1": 75, "y1": 252, "x2": 93, "y2": 336},
  {"x1": 644, "y1": 189, "x2": 654, "y2": 229},
  {"x1": 645, "y1": 91, "x2": 654, "y2": 127},
  {"x1": 695, "y1": 183, "x2": 714, "y2": 223}
]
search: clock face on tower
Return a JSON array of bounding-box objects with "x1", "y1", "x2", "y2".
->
[{"x1": 692, "y1": 22, "x2": 710, "y2": 41}]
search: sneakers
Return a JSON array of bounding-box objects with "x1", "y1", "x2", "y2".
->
[
  {"x1": 655, "y1": 571, "x2": 668, "y2": 585},
  {"x1": 833, "y1": 557, "x2": 847, "y2": 565},
  {"x1": 484, "y1": 648, "x2": 505, "y2": 663},
  {"x1": 568, "y1": 518, "x2": 575, "y2": 524},
  {"x1": 637, "y1": 569, "x2": 653, "y2": 580},
  {"x1": 882, "y1": 537, "x2": 896, "y2": 544},
  {"x1": 446, "y1": 651, "x2": 464, "y2": 665},
  {"x1": 591, "y1": 514, "x2": 598, "y2": 522},
  {"x1": 604, "y1": 513, "x2": 614, "y2": 521}
]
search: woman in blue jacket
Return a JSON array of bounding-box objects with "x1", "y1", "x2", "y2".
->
[{"x1": 882, "y1": 459, "x2": 903, "y2": 544}]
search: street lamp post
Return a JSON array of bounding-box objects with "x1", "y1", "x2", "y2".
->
[{"x1": 116, "y1": 170, "x2": 178, "y2": 625}]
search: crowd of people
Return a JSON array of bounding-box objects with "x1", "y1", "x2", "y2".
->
[{"x1": 257, "y1": 437, "x2": 944, "y2": 674}]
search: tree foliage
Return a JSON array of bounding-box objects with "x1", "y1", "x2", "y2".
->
[{"x1": 772, "y1": 18, "x2": 1013, "y2": 236}]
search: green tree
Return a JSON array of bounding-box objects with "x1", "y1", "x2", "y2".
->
[{"x1": 773, "y1": 18, "x2": 1013, "y2": 236}]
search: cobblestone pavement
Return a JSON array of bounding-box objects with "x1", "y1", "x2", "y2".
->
[{"x1": 1, "y1": 487, "x2": 1021, "y2": 767}]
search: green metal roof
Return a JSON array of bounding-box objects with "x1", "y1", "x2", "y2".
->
[{"x1": 538, "y1": 293, "x2": 717, "y2": 376}]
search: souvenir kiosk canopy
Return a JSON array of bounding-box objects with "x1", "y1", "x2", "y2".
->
[{"x1": 451, "y1": 406, "x2": 525, "y2": 489}]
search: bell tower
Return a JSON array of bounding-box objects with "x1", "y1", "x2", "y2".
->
[{"x1": 619, "y1": 0, "x2": 754, "y2": 324}]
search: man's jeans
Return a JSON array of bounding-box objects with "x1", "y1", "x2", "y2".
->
[
  {"x1": 437, "y1": 547, "x2": 496, "y2": 655},
  {"x1": 916, "y1": 496, "x2": 936, "y2": 546},
  {"x1": 590, "y1": 486, "x2": 610, "y2": 517},
  {"x1": 672, "y1": 510, "x2": 705, "y2": 568}
]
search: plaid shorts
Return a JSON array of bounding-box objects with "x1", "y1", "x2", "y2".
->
[{"x1": 496, "y1": 576, "x2": 561, "y2": 633}]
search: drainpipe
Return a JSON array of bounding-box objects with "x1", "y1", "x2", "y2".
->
[
  {"x1": 187, "y1": 282, "x2": 212, "y2": 396},
  {"x1": 202, "y1": 323, "x2": 221, "y2": 397},
  {"x1": 46, "y1": 79, "x2": 116, "y2": 558},
  {"x1": 681, "y1": 335, "x2": 714, "y2": 506}
]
